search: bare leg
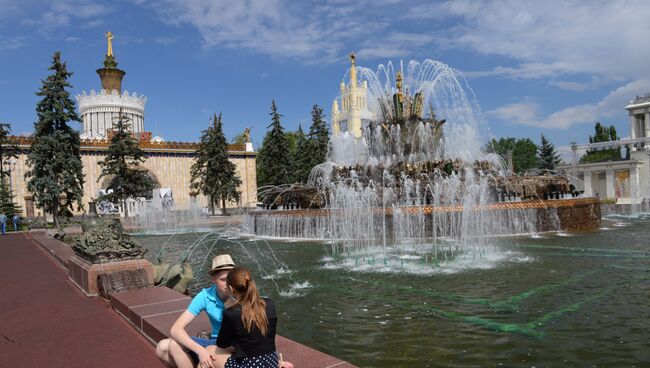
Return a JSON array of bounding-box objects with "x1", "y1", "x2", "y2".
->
[
  {"x1": 167, "y1": 338, "x2": 195, "y2": 368},
  {"x1": 206, "y1": 346, "x2": 231, "y2": 368},
  {"x1": 156, "y1": 339, "x2": 177, "y2": 367}
]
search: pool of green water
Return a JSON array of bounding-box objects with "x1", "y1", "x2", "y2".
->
[{"x1": 135, "y1": 215, "x2": 650, "y2": 367}]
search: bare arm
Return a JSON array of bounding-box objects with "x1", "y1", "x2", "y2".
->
[{"x1": 170, "y1": 310, "x2": 217, "y2": 368}]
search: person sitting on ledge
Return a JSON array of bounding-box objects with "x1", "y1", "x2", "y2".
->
[
  {"x1": 156, "y1": 254, "x2": 237, "y2": 368},
  {"x1": 209, "y1": 266, "x2": 294, "y2": 368}
]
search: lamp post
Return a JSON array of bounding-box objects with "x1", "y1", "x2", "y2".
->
[{"x1": 2, "y1": 158, "x2": 16, "y2": 193}]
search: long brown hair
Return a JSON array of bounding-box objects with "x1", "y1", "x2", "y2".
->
[{"x1": 227, "y1": 267, "x2": 268, "y2": 336}]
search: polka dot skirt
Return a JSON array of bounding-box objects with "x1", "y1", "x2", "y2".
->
[{"x1": 225, "y1": 352, "x2": 279, "y2": 368}]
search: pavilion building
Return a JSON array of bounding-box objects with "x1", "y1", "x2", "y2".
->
[
  {"x1": 5, "y1": 33, "x2": 257, "y2": 218},
  {"x1": 558, "y1": 94, "x2": 650, "y2": 203}
]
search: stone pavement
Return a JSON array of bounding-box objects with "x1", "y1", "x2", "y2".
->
[{"x1": 0, "y1": 232, "x2": 165, "y2": 368}]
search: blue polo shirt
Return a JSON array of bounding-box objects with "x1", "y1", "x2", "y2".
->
[{"x1": 187, "y1": 285, "x2": 225, "y2": 338}]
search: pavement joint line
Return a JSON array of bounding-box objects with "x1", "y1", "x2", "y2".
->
[
  {"x1": 325, "y1": 361, "x2": 348, "y2": 368},
  {"x1": 131, "y1": 297, "x2": 190, "y2": 309},
  {"x1": 142, "y1": 308, "x2": 187, "y2": 318}
]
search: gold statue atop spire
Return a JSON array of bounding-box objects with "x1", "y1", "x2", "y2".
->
[{"x1": 105, "y1": 31, "x2": 114, "y2": 57}]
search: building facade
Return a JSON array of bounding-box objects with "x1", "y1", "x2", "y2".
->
[
  {"x1": 558, "y1": 94, "x2": 650, "y2": 203},
  {"x1": 4, "y1": 34, "x2": 257, "y2": 217},
  {"x1": 330, "y1": 54, "x2": 375, "y2": 138}
]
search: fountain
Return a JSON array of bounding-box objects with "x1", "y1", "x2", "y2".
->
[{"x1": 244, "y1": 56, "x2": 600, "y2": 270}]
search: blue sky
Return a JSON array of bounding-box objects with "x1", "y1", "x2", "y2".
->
[{"x1": 1, "y1": 0, "x2": 650, "y2": 160}]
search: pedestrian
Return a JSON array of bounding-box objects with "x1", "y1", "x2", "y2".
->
[
  {"x1": 12, "y1": 214, "x2": 20, "y2": 232},
  {"x1": 0, "y1": 213, "x2": 6, "y2": 235},
  {"x1": 210, "y1": 266, "x2": 294, "y2": 368},
  {"x1": 155, "y1": 254, "x2": 237, "y2": 368}
]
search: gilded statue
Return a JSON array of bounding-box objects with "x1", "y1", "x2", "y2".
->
[{"x1": 105, "y1": 31, "x2": 114, "y2": 57}]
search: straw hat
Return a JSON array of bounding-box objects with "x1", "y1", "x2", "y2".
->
[{"x1": 209, "y1": 254, "x2": 235, "y2": 275}]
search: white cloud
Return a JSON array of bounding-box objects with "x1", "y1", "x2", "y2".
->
[
  {"x1": 0, "y1": 36, "x2": 26, "y2": 50},
  {"x1": 488, "y1": 79, "x2": 650, "y2": 129},
  {"x1": 22, "y1": 0, "x2": 108, "y2": 31},
  {"x1": 144, "y1": 0, "x2": 389, "y2": 62},
  {"x1": 411, "y1": 1, "x2": 650, "y2": 80}
]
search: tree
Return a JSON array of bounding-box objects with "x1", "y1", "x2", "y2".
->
[
  {"x1": 291, "y1": 125, "x2": 311, "y2": 183},
  {"x1": 580, "y1": 122, "x2": 622, "y2": 163},
  {"x1": 0, "y1": 180, "x2": 20, "y2": 219},
  {"x1": 231, "y1": 133, "x2": 247, "y2": 145},
  {"x1": 26, "y1": 52, "x2": 84, "y2": 228},
  {"x1": 257, "y1": 100, "x2": 291, "y2": 187},
  {"x1": 305, "y1": 104, "x2": 330, "y2": 177},
  {"x1": 190, "y1": 113, "x2": 242, "y2": 215},
  {"x1": 537, "y1": 134, "x2": 561, "y2": 171},
  {"x1": 98, "y1": 110, "x2": 155, "y2": 217},
  {"x1": 484, "y1": 137, "x2": 538, "y2": 174},
  {"x1": 0, "y1": 123, "x2": 20, "y2": 217}
]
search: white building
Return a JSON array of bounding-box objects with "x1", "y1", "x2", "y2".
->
[
  {"x1": 331, "y1": 54, "x2": 375, "y2": 138},
  {"x1": 558, "y1": 94, "x2": 650, "y2": 203}
]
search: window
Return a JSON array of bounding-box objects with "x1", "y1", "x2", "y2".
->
[{"x1": 339, "y1": 120, "x2": 348, "y2": 132}]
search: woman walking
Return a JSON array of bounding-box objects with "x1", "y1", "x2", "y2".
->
[{"x1": 210, "y1": 267, "x2": 293, "y2": 368}]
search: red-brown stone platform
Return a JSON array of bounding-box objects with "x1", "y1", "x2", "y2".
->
[{"x1": 0, "y1": 232, "x2": 357, "y2": 368}]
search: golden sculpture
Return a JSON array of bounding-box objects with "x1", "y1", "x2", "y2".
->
[
  {"x1": 349, "y1": 51, "x2": 356, "y2": 66},
  {"x1": 105, "y1": 31, "x2": 114, "y2": 57},
  {"x1": 396, "y1": 71, "x2": 404, "y2": 104}
]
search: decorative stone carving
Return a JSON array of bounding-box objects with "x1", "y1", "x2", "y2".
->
[{"x1": 73, "y1": 218, "x2": 147, "y2": 263}]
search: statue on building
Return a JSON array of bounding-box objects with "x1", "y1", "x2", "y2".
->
[
  {"x1": 243, "y1": 127, "x2": 252, "y2": 143},
  {"x1": 106, "y1": 31, "x2": 114, "y2": 57}
]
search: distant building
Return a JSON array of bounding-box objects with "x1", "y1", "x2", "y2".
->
[
  {"x1": 6, "y1": 34, "x2": 257, "y2": 217},
  {"x1": 330, "y1": 53, "x2": 375, "y2": 138},
  {"x1": 558, "y1": 94, "x2": 650, "y2": 202}
]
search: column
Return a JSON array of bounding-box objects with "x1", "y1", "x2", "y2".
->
[
  {"x1": 583, "y1": 170, "x2": 593, "y2": 196},
  {"x1": 630, "y1": 115, "x2": 637, "y2": 151},
  {"x1": 605, "y1": 168, "x2": 615, "y2": 198},
  {"x1": 645, "y1": 112, "x2": 650, "y2": 139}
]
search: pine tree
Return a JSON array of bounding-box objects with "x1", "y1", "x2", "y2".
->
[
  {"x1": 26, "y1": 52, "x2": 84, "y2": 228},
  {"x1": 98, "y1": 110, "x2": 154, "y2": 217},
  {"x1": 306, "y1": 104, "x2": 330, "y2": 172},
  {"x1": 190, "y1": 113, "x2": 242, "y2": 215},
  {"x1": 537, "y1": 134, "x2": 561, "y2": 171},
  {"x1": 0, "y1": 123, "x2": 20, "y2": 218},
  {"x1": 291, "y1": 125, "x2": 311, "y2": 183},
  {"x1": 257, "y1": 100, "x2": 291, "y2": 187},
  {"x1": 0, "y1": 180, "x2": 20, "y2": 220}
]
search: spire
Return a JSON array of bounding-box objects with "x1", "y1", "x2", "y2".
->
[
  {"x1": 97, "y1": 31, "x2": 126, "y2": 93},
  {"x1": 349, "y1": 52, "x2": 357, "y2": 88}
]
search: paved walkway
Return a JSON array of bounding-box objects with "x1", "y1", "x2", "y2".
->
[{"x1": 0, "y1": 233, "x2": 165, "y2": 368}]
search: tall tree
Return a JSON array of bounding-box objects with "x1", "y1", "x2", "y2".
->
[
  {"x1": 257, "y1": 100, "x2": 291, "y2": 187},
  {"x1": 305, "y1": 104, "x2": 330, "y2": 176},
  {"x1": 580, "y1": 122, "x2": 622, "y2": 163},
  {"x1": 26, "y1": 52, "x2": 84, "y2": 228},
  {"x1": 484, "y1": 137, "x2": 538, "y2": 174},
  {"x1": 537, "y1": 134, "x2": 561, "y2": 171},
  {"x1": 0, "y1": 123, "x2": 20, "y2": 217},
  {"x1": 291, "y1": 125, "x2": 311, "y2": 183},
  {"x1": 98, "y1": 110, "x2": 154, "y2": 217},
  {"x1": 190, "y1": 113, "x2": 242, "y2": 215}
]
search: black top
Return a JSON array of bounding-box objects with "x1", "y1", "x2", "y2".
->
[{"x1": 217, "y1": 297, "x2": 277, "y2": 359}]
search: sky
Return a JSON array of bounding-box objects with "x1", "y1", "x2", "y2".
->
[{"x1": 1, "y1": 0, "x2": 650, "y2": 161}]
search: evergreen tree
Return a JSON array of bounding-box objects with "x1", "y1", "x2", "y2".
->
[
  {"x1": 26, "y1": 52, "x2": 84, "y2": 228},
  {"x1": 0, "y1": 180, "x2": 20, "y2": 220},
  {"x1": 537, "y1": 134, "x2": 561, "y2": 171},
  {"x1": 305, "y1": 104, "x2": 329, "y2": 176},
  {"x1": 98, "y1": 110, "x2": 155, "y2": 217},
  {"x1": 257, "y1": 100, "x2": 291, "y2": 187},
  {"x1": 0, "y1": 123, "x2": 21, "y2": 218},
  {"x1": 291, "y1": 125, "x2": 311, "y2": 183},
  {"x1": 580, "y1": 122, "x2": 621, "y2": 163},
  {"x1": 190, "y1": 113, "x2": 242, "y2": 215}
]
